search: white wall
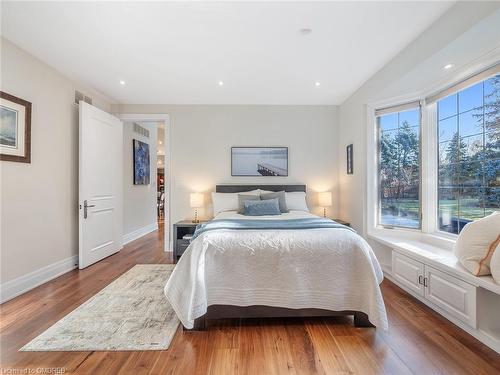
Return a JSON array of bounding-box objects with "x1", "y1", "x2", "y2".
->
[
  {"x1": 0, "y1": 38, "x2": 113, "y2": 286},
  {"x1": 337, "y1": 2, "x2": 500, "y2": 235},
  {"x1": 123, "y1": 121, "x2": 158, "y2": 237},
  {"x1": 112, "y1": 105, "x2": 339, "y2": 229}
]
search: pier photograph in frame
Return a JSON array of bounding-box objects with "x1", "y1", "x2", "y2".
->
[{"x1": 231, "y1": 147, "x2": 288, "y2": 176}]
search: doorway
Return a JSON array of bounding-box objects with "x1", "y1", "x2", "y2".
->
[
  {"x1": 119, "y1": 114, "x2": 171, "y2": 253},
  {"x1": 157, "y1": 122, "x2": 166, "y2": 228}
]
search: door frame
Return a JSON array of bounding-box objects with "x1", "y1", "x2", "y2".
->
[{"x1": 117, "y1": 113, "x2": 172, "y2": 252}]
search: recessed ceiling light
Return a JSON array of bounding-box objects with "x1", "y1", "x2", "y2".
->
[
  {"x1": 159, "y1": 140, "x2": 162, "y2": 145},
  {"x1": 218, "y1": 81, "x2": 224, "y2": 86},
  {"x1": 315, "y1": 81, "x2": 321, "y2": 87},
  {"x1": 119, "y1": 80, "x2": 126, "y2": 85},
  {"x1": 443, "y1": 63, "x2": 454, "y2": 70},
  {"x1": 300, "y1": 28, "x2": 312, "y2": 35}
]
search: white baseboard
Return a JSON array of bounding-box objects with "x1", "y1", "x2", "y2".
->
[
  {"x1": 123, "y1": 222, "x2": 158, "y2": 245},
  {"x1": 0, "y1": 223, "x2": 159, "y2": 304},
  {"x1": 0, "y1": 255, "x2": 78, "y2": 304}
]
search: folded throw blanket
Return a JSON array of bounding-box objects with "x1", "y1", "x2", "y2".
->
[{"x1": 192, "y1": 217, "x2": 353, "y2": 241}]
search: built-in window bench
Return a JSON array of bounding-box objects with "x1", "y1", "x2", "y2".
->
[{"x1": 369, "y1": 233, "x2": 500, "y2": 354}]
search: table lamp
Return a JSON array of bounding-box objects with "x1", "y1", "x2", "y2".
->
[
  {"x1": 318, "y1": 192, "x2": 332, "y2": 218},
  {"x1": 190, "y1": 193, "x2": 204, "y2": 223}
]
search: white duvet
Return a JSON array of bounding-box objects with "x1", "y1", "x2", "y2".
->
[{"x1": 164, "y1": 211, "x2": 388, "y2": 329}]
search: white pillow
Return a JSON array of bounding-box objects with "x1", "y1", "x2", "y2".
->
[
  {"x1": 211, "y1": 190, "x2": 260, "y2": 215},
  {"x1": 490, "y1": 242, "x2": 500, "y2": 284},
  {"x1": 453, "y1": 211, "x2": 500, "y2": 276},
  {"x1": 259, "y1": 189, "x2": 273, "y2": 195},
  {"x1": 285, "y1": 191, "x2": 309, "y2": 212},
  {"x1": 246, "y1": 189, "x2": 261, "y2": 195}
]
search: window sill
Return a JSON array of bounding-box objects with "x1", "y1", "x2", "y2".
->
[{"x1": 368, "y1": 226, "x2": 456, "y2": 251}]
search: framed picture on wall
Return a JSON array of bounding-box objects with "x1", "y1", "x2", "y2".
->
[
  {"x1": 133, "y1": 139, "x2": 150, "y2": 185},
  {"x1": 231, "y1": 147, "x2": 288, "y2": 176},
  {"x1": 0, "y1": 91, "x2": 32, "y2": 163},
  {"x1": 346, "y1": 144, "x2": 353, "y2": 174}
]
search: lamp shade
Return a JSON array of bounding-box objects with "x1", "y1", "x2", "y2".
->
[
  {"x1": 190, "y1": 193, "x2": 204, "y2": 208},
  {"x1": 318, "y1": 191, "x2": 332, "y2": 207}
]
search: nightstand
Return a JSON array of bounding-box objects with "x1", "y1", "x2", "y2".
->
[
  {"x1": 173, "y1": 220, "x2": 207, "y2": 263},
  {"x1": 331, "y1": 218, "x2": 350, "y2": 227}
]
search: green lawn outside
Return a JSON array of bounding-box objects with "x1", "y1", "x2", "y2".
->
[{"x1": 381, "y1": 198, "x2": 498, "y2": 221}]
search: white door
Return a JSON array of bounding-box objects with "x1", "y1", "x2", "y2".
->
[{"x1": 79, "y1": 102, "x2": 123, "y2": 269}]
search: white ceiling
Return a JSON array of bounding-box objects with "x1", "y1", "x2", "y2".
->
[{"x1": 1, "y1": 1, "x2": 454, "y2": 105}]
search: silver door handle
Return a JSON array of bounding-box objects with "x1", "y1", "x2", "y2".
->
[
  {"x1": 83, "y1": 200, "x2": 95, "y2": 219},
  {"x1": 418, "y1": 275, "x2": 423, "y2": 285}
]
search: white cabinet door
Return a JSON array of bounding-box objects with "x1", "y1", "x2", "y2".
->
[
  {"x1": 425, "y1": 265, "x2": 477, "y2": 328},
  {"x1": 392, "y1": 251, "x2": 425, "y2": 296}
]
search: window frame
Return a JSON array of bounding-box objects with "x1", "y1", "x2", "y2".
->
[
  {"x1": 366, "y1": 61, "x2": 500, "y2": 247},
  {"x1": 375, "y1": 102, "x2": 423, "y2": 230}
]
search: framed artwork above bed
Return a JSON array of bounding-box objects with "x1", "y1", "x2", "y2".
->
[{"x1": 231, "y1": 147, "x2": 288, "y2": 177}]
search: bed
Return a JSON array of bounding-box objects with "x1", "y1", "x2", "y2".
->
[{"x1": 164, "y1": 184, "x2": 388, "y2": 330}]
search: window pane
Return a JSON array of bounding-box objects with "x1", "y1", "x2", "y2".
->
[
  {"x1": 459, "y1": 109, "x2": 483, "y2": 137},
  {"x1": 460, "y1": 188, "x2": 485, "y2": 223},
  {"x1": 439, "y1": 139, "x2": 461, "y2": 165},
  {"x1": 378, "y1": 107, "x2": 420, "y2": 229},
  {"x1": 438, "y1": 188, "x2": 459, "y2": 234},
  {"x1": 484, "y1": 77, "x2": 497, "y2": 105},
  {"x1": 459, "y1": 82, "x2": 483, "y2": 113},
  {"x1": 400, "y1": 109, "x2": 419, "y2": 127},
  {"x1": 379, "y1": 113, "x2": 398, "y2": 131},
  {"x1": 439, "y1": 163, "x2": 458, "y2": 187},
  {"x1": 459, "y1": 161, "x2": 483, "y2": 187},
  {"x1": 438, "y1": 115, "x2": 458, "y2": 142},
  {"x1": 438, "y1": 94, "x2": 457, "y2": 120},
  {"x1": 437, "y1": 74, "x2": 500, "y2": 234},
  {"x1": 461, "y1": 134, "x2": 483, "y2": 159},
  {"x1": 484, "y1": 159, "x2": 499, "y2": 187},
  {"x1": 485, "y1": 115, "x2": 500, "y2": 135},
  {"x1": 485, "y1": 188, "x2": 500, "y2": 215},
  {"x1": 485, "y1": 132, "x2": 500, "y2": 160}
]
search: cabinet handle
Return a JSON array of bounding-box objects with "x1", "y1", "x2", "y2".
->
[
  {"x1": 423, "y1": 277, "x2": 429, "y2": 287},
  {"x1": 418, "y1": 275, "x2": 423, "y2": 285}
]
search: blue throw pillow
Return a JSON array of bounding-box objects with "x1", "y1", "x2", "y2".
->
[{"x1": 244, "y1": 198, "x2": 281, "y2": 216}]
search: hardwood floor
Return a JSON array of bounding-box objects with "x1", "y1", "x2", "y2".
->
[{"x1": 1, "y1": 229, "x2": 499, "y2": 374}]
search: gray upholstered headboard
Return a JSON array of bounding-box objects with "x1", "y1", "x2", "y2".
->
[{"x1": 216, "y1": 184, "x2": 306, "y2": 193}]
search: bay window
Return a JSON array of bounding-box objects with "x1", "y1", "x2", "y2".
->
[{"x1": 371, "y1": 63, "x2": 499, "y2": 238}]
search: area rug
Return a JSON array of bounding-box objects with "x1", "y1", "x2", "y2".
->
[{"x1": 21, "y1": 264, "x2": 179, "y2": 351}]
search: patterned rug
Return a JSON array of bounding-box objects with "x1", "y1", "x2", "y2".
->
[{"x1": 21, "y1": 264, "x2": 179, "y2": 351}]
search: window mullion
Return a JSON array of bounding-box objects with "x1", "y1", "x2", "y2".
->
[{"x1": 422, "y1": 103, "x2": 438, "y2": 233}]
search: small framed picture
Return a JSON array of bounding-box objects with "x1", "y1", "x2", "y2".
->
[
  {"x1": 346, "y1": 144, "x2": 353, "y2": 174},
  {"x1": 133, "y1": 139, "x2": 151, "y2": 185},
  {"x1": 0, "y1": 91, "x2": 32, "y2": 163}
]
